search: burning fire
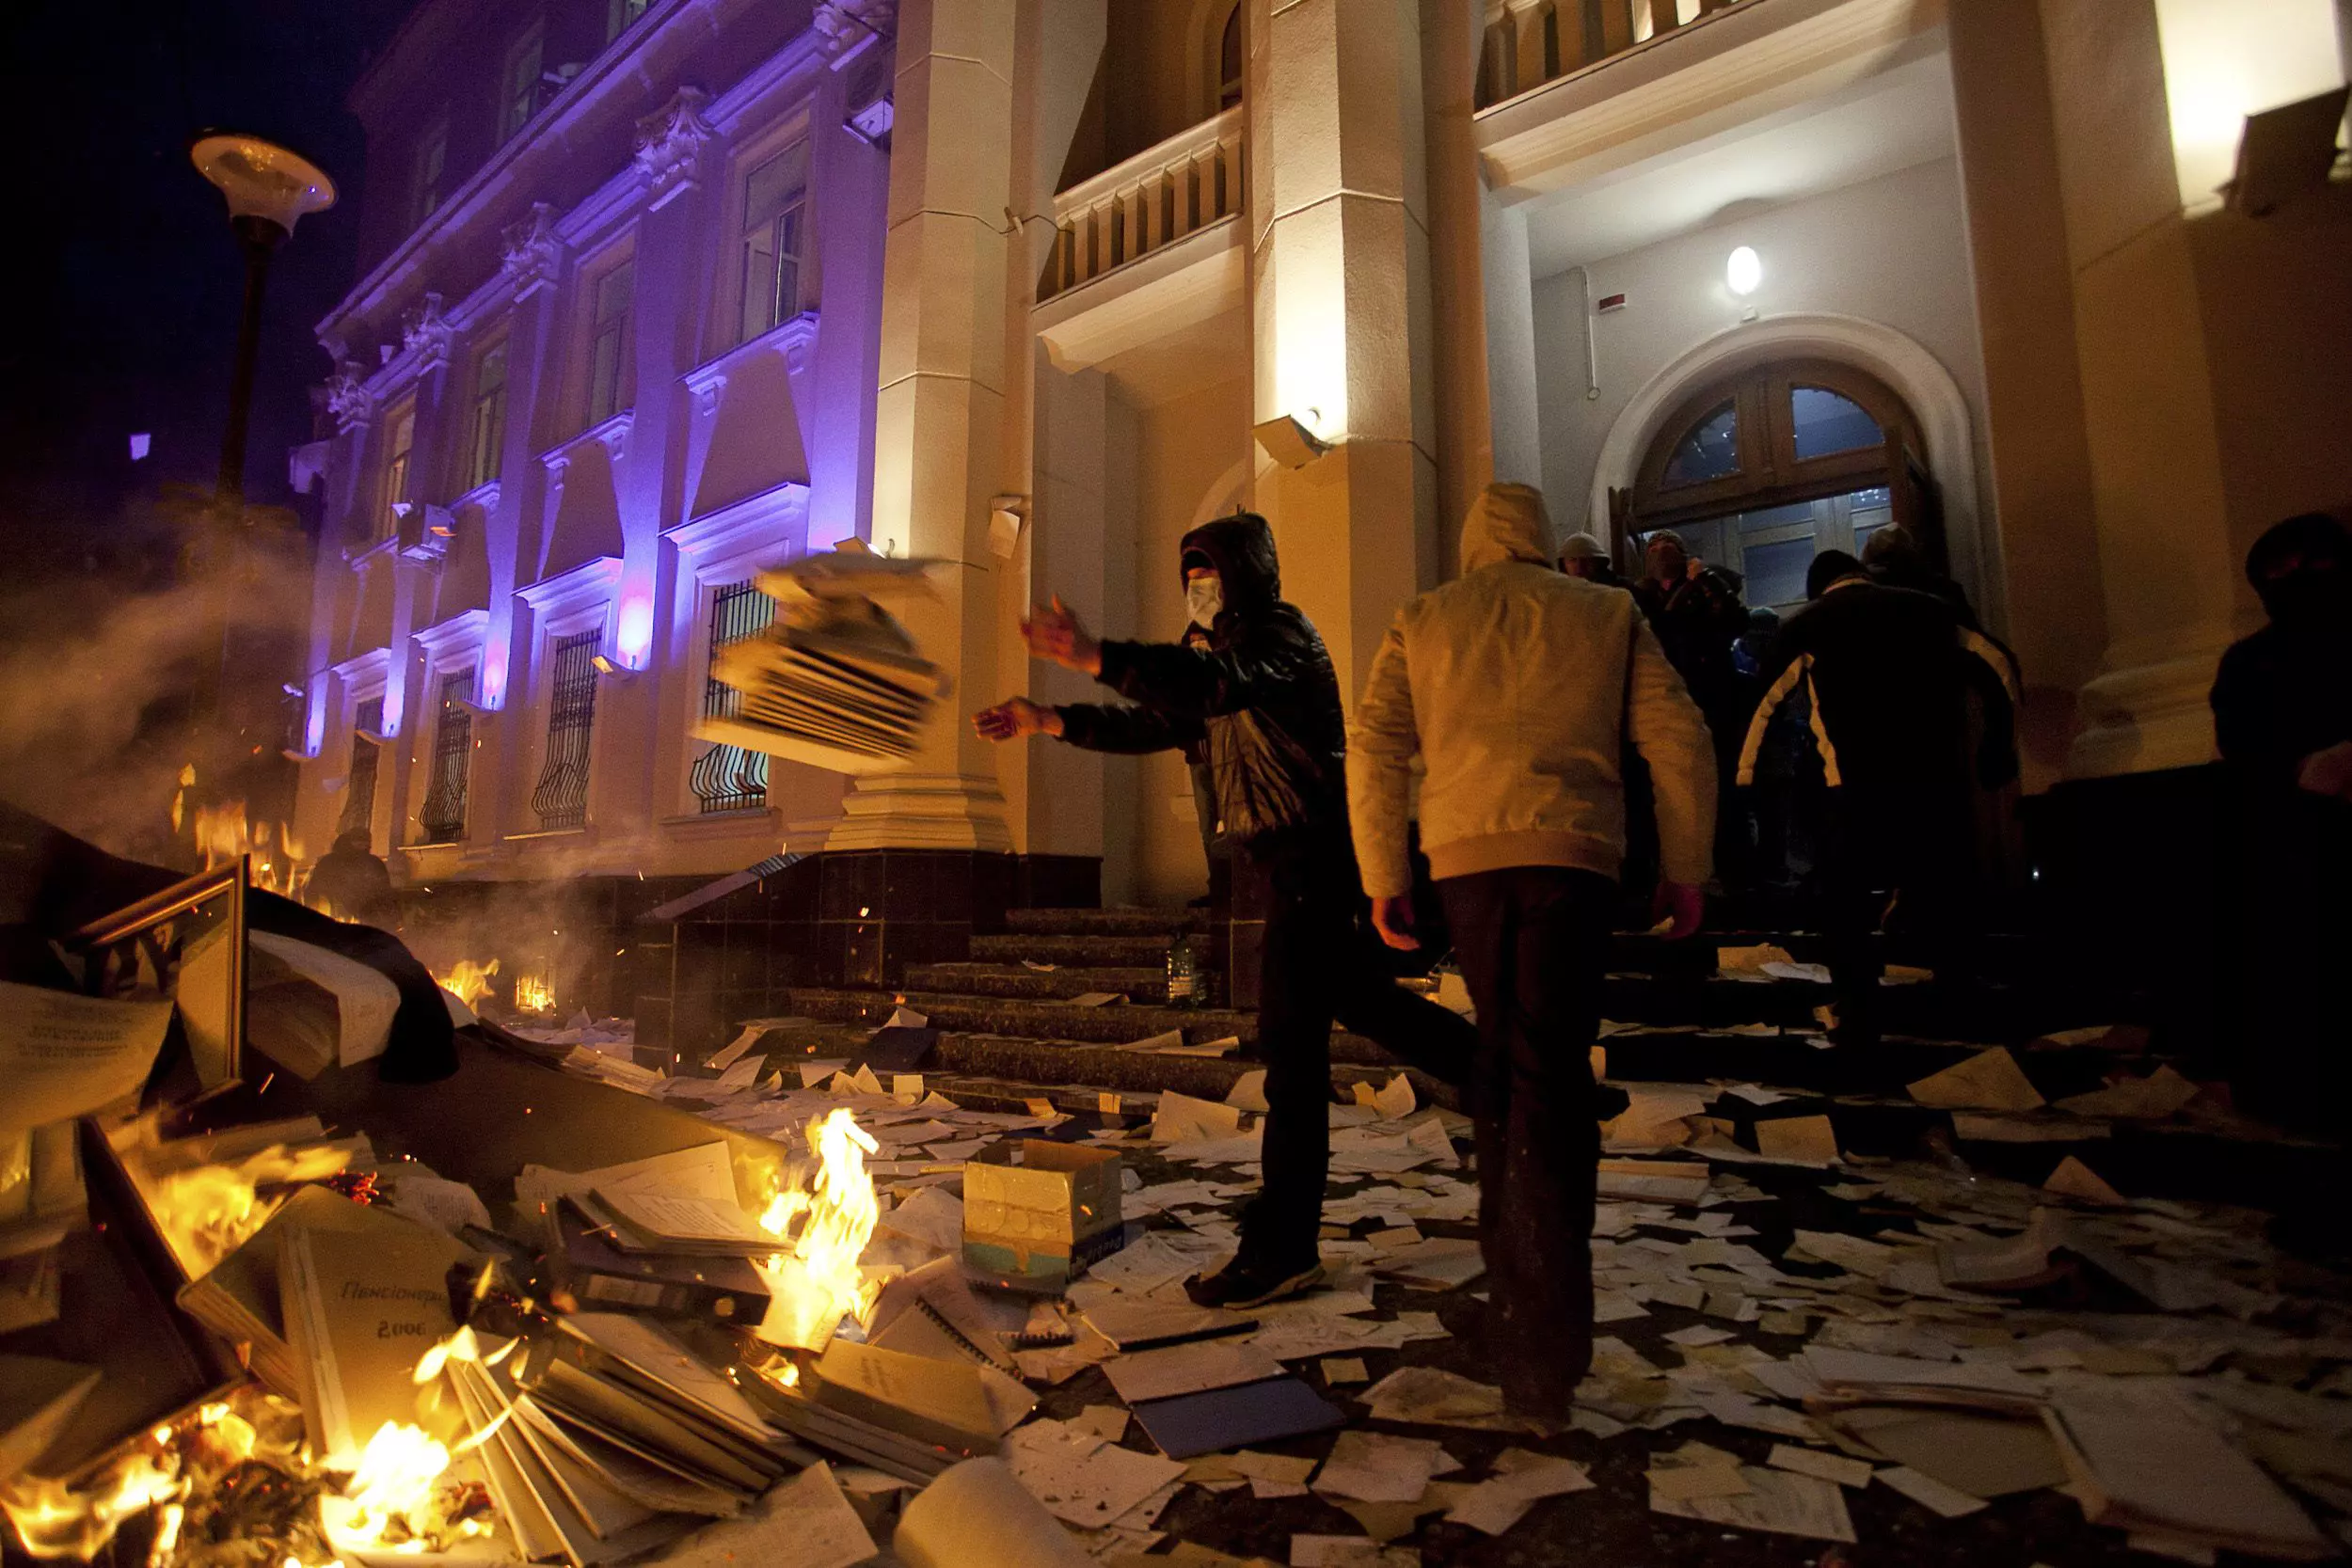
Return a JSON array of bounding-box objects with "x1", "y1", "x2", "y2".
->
[
  {"x1": 755, "y1": 1109, "x2": 882, "y2": 1351},
  {"x1": 434, "y1": 958, "x2": 500, "y2": 1008},
  {"x1": 512, "y1": 973, "x2": 556, "y2": 1015},
  {"x1": 128, "y1": 1138, "x2": 356, "y2": 1281},
  {"x1": 173, "y1": 771, "x2": 306, "y2": 899}
]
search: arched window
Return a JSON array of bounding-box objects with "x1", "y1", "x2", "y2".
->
[
  {"x1": 1217, "y1": 2, "x2": 1243, "y2": 109},
  {"x1": 1613, "y1": 359, "x2": 1937, "y2": 610}
]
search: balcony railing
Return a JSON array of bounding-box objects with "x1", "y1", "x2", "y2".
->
[
  {"x1": 1041, "y1": 107, "x2": 1244, "y2": 302},
  {"x1": 1477, "y1": 0, "x2": 1753, "y2": 109}
]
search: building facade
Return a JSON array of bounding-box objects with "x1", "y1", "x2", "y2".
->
[{"x1": 290, "y1": 0, "x2": 2351, "y2": 997}]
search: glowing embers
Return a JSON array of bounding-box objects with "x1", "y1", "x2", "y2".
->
[{"x1": 754, "y1": 1108, "x2": 883, "y2": 1351}]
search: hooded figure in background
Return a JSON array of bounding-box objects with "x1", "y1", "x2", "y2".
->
[
  {"x1": 1349, "y1": 483, "x2": 1717, "y2": 1424},
  {"x1": 975, "y1": 512, "x2": 1478, "y2": 1309},
  {"x1": 2210, "y1": 511, "x2": 2352, "y2": 1133}
]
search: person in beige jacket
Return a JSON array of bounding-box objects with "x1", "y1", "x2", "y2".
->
[{"x1": 1347, "y1": 481, "x2": 1717, "y2": 1421}]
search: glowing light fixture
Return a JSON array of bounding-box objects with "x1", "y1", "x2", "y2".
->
[
  {"x1": 1254, "y1": 411, "x2": 1330, "y2": 469},
  {"x1": 1725, "y1": 245, "x2": 1763, "y2": 297},
  {"x1": 613, "y1": 594, "x2": 655, "y2": 669},
  {"x1": 2153, "y1": 0, "x2": 2344, "y2": 209},
  {"x1": 191, "y1": 134, "x2": 337, "y2": 240}
]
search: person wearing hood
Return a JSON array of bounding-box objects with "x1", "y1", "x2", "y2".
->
[
  {"x1": 2210, "y1": 511, "x2": 2352, "y2": 1132},
  {"x1": 1349, "y1": 483, "x2": 1718, "y2": 1424},
  {"x1": 976, "y1": 512, "x2": 1479, "y2": 1308}
]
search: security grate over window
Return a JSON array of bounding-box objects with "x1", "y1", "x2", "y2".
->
[
  {"x1": 532, "y1": 631, "x2": 600, "y2": 830},
  {"x1": 419, "y1": 670, "x2": 474, "y2": 844},
  {"x1": 690, "y1": 578, "x2": 773, "y2": 813},
  {"x1": 340, "y1": 696, "x2": 384, "y2": 843}
]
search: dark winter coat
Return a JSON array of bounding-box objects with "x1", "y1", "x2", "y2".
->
[
  {"x1": 1055, "y1": 515, "x2": 1348, "y2": 858},
  {"x1": 1736, "y1": 578, "x2": 2019, "y2": 795},
  {"x1": 1632, "y1": 566, "x2": 1748, "y2": 710},
  {"x1": 2212, "y1": 623, "x2": 2352, "y2": 793}
]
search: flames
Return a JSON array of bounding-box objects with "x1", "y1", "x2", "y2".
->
[
  {"x1": 2, "y1": 1354, "x2": 496, "y2": 1562},
  {"x1": 173, "y1": 768, "x2": 305, "y2": 899},
  {"x1": 512, "y1": 973, "x2": 555, "y2": 1015},
  {"x1": 127, "y1": 1136, "x2": 355, "y2": 1282},
  {"x1": 2, "y1": 1452, "x2": 179, "y2": 1561},
  {"x1": 434, "y1": 958, "x2": 500, "y2": 1008},
  {"x1": 755, "y1": 1109, "x2": 882, "y2": 1351},
  {"x1": 2, "y1": 1399, "x2": 297, "y2": 1563}
]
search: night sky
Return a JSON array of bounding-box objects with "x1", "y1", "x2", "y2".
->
[{"x1": 0, "y1": 0, "x2": 415, "y2": 584}]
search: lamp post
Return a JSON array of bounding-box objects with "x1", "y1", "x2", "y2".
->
[
  {"x1": 190, "y1": 133, "x2": 336, "y2": 502},
  {"x1": 183, "y1": 135, "x2": 335, "y2": 773}
]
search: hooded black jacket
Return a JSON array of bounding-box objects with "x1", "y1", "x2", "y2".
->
[{"x1": 1055, "y1": 515, "x2": 1349, "y2": 857}]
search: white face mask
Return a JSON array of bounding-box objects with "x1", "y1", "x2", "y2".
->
[{"x1": 1185, "y1": 574, "x2": 1224, "y2": 629}]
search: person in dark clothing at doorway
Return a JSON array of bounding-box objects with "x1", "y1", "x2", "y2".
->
[
  {"x1": 306, "y1": 829, "x2": 398, "y2": 929},
  {"x1": 1632, "y1": 531, "x2": 1750, "y2": 887},
  {"x1": 1863, "y1": 525, "x2": 1979, "y2": 628},
  {"x1": 1739, "y1": 550, "x2": 2018, "y2": 1046},
  {"x1": 974, "y1": 513, "x2": 1479, "y2": 1308},
  {"x1": 1351, "y1": 483, "x2": 1717, "y2": 1424},
  {"x1": 2210, "y1": 511, "x2": 2352, "y2": 1132},
  {"x1": 1631, "y1": 531, "x2": 1748, "y2": 712}
]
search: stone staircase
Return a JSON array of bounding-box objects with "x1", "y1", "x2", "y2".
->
[{"x1": 771, "y1": 906, "x2": 2340, "y2": 1218}]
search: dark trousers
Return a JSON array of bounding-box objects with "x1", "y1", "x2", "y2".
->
[
  {"x1": 1437, "y1": 865, "x2": 1614, "y2": 1418},
  {"x1": 1242, "y1": 845, "x2": 1480, "y2": 1264},
  {"x1": 1818, "y1": 782, "x2": 1979, "y2": 1041}
]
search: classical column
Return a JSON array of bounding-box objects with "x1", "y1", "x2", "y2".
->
[
  {"x1": 1945, "y1": 0, "x2": 2106, "y2": 787},
  {"x1": 2036, "y1": 0, "x2": 2241, "y2": 779},
  {"x1": 824, "y1": 0, "x2": 1018, "y2": 851},
  {"x1": 1422, "y1": 0, "x2": 1502, "y2": 553},
  {"x1": 1247, "y1": 0, "x2": 1441, "y2": 709}
]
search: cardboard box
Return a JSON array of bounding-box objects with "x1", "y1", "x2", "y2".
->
[{"x1": 961, "y1": 1141, "x2": 1123, "y2": 1293}]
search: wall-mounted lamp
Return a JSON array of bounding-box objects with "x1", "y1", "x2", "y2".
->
[
  {"x1": 988, "y1": 493, "x2": 1028, "y2": 560},
  {"x1": 1725, "y1": 245, "x2": 1762, "y2": 297},
  {"x1": 2225, "y1": 87, "x2": 2349, "y2": 215},
  {"x1": 1254, "y1": 410, "x2": 1331, "y2": 469},
  {"x1": 591, "y1": 654, "x2": 639, "y2": 683}
]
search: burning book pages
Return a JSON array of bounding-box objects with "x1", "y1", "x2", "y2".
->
[{"x1": 694, "y1": 544, "x2": 952, "y2": 775}]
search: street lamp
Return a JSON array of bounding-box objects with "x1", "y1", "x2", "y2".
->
[{"x1": 190, "y1": 133, "x2": 336, "y2": 502}]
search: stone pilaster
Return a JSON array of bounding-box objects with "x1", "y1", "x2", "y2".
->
[
  {"x1": 824, "y1": 0, "x2": 1019, "y2": 852},
  {"x1": 1246, "y1": 0, "x2": 1441, "y2": 708}
]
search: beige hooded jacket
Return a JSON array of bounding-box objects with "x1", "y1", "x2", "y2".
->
[{"x1": 1347, "y1": 483, "x2": 1718, "y2": 896}]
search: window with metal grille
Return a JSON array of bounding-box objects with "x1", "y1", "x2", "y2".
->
[
  {"x1": 340, "y1": 696, "x2": 384, "y2": 842},
  {"x1": 738, "y1": 142, "x2": 810, "y2": 345},
  {"x1": 587, "y1": 260, "x2": 635, "y2": 426},
  {"x1": 532, "y1": 631, "x2": 600, "y2": 830},
  {"x1": 419, "y1": 670, "x2": 474, "y2": 843},
  {"x1": 690, "y1": 579, "x2": 773, "y2": 813}
]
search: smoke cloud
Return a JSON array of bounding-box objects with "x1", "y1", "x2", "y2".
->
[{"x1": 0, "y1": 496, "x2": 315, "y2": 863}]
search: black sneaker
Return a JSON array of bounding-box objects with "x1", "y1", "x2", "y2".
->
[{"x1": 1184, "y1": 1255, "x2": 1325, "y2": 1310}]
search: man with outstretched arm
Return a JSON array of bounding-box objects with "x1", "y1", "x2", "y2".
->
[{"x1": 975, "y1": 513, "x2": 1479, "y2": 1309}]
